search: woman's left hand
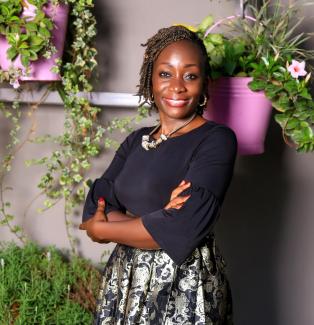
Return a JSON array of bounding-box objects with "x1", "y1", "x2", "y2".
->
[{"x1": 79, "y1": 197, "x2": 110, "y2": 243}]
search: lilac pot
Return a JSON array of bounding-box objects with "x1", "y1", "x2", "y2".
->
[
  {"x1": 203, "y1": 77, "x2": 273, "y2": 155},
  {"x1": 0, "y1": 2, "x2": 69, "y2": 81}
]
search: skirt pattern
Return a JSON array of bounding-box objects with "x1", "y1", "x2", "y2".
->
[{"x1": 94, "y1": 235, "x2": 232, "y2": 325}]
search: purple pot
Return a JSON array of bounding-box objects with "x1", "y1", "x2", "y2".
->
[
  {"x1": 0, "y1": 2, "x2": 69, "y2": 81},
  {"x1": 203, "y1": 77, "x2": 273, "y2": 155}
]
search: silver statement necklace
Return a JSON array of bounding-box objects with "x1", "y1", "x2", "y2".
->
[{"x1": 141, "y1": 113, "x2": 197, "y2": 151}]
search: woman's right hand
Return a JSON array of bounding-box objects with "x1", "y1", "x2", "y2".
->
[{"x1": 164, "y1": 180, "x2": 191, "y2": 210}]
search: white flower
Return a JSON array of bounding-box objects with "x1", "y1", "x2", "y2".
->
[
  {"x1": 46, "y1": 251, "x2": 51, "y2": 262},
  {"x1": 0, "y1": 258, "x2": 4, "y2": 269},
  {"x1": 287, "y1": 60, "x2": 307, "y2": 79},
  {"x1": 10, "y1": 79, "x2": 20, "y2": 89}
]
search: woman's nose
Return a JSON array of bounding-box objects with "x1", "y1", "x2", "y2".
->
[{"x1": 170, "y1": 78, "x2": 186, "y2": 93}]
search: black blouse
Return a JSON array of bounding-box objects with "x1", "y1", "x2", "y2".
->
[{"x1": 82, "y1": 121, "x2": 237, "y2": 266}]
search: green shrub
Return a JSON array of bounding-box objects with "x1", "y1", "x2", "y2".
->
[{"x1": 0, "y1": 242, "x2": 101, "y2": 324}]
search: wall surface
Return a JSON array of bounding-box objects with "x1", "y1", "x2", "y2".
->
[{"x1": 1, "y1": 1, "x2": 314, "y2": 324}]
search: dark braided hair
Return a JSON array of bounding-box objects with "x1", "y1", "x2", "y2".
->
[{"x1": 137, "y1": 25, "x2": 210, "y2": 115}]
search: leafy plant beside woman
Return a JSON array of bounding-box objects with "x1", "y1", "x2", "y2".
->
[
  {"x1": 194, "y1": 0, "x2": 314, "y2": 152},
  {"x1": 0, "y1": 0, "x2": 103, "y2": 252},
  {"x1": 0, "y1": 0, "x2": 148, "y2": 252}
]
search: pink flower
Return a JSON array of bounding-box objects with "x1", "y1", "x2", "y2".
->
[
  {"x1": 287, "y1": 60, "x2": 307, "y2": 79},
  {"x1": 22, "y1": 1, "x2": 37, "y2": 22}
]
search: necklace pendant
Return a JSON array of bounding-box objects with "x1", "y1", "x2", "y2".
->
[
  {"x1": 149, "y1": 141, "x2": 157, "y2": 149},
  {"x1": 141, "y1": 139, "x2": 150, "y2": 151},
  {"x1": 141, "y1": 113, "x2": 196, "y2": 151}
]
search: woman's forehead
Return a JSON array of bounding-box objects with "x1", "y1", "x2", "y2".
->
[{"x1": 155, "y1": 40, "x2": 204, "y2": 65}]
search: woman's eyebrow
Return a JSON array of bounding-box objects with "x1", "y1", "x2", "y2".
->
[{"x1": 159, "y1": 62, "x2": 199, "y2": 68}]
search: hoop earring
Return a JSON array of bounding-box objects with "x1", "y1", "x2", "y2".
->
[
  {"x1": 149, "y1": 94, "x2": 154, "y2": 106},
  {"x1": 198, "y1": 94, "x2": 208, "y2": 107}
]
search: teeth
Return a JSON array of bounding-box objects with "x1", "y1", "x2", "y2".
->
[{"x1": 165, "y1": 99, "x2": 187, "y2": 106}]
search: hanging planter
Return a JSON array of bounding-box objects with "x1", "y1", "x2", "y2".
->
[
  {"x1": 200, "y1": 15, "x2": 273, "y2": 155},
  {"x1": 180, "y1": 2, "x2": 314, "y2": 153},
  {"x1": 203, "y1": 77, "x2": 272, "y2": 155},
  {"x1": 0, "y1": 1, "x2": 69, "y2": 82}
]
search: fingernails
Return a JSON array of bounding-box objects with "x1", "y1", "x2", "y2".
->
[
  {"x1": 98, "y1": 197, "x2": 105, "y2": 203},
  {"x1": 180, "y1": 180, "x2": 185, "y2": 185}
]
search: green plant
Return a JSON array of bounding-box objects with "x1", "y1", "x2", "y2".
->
[
  {"x1": 194, "y1": 0, "x2": 314, "y2": 152},
  {"x1": 0, "y1": 241, "x2": 101, "y2": 324},
  {"x1": 0, "y1": 0, "x2": 57, "y2": 72},
  {"x1": 0, "y1": 0, "x2": 149, "y2": 253},
  {"x1": 0, "y1": 0, "x2": 101, "y2": 250}
]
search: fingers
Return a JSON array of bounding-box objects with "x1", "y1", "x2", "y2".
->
[
  {"x1": 170, "y1": 180, "x2": 191, "y2": 201},
  {"x1": 97, "y1": 197, "x2": 105, "y2": 212},
  {"x1": 95, "y1": 197, "x2": 108, "y2": 221},
  {"x1": 79, "y1": 220, "x2": 89, "y2": 230},
  {"x1": 165, "y1": 195, "x2": 191, "y2": 210},
  {"x1": 79, "y1": 223, "x2": 86, "y2": 230}
]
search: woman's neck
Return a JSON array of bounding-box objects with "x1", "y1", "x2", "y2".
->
[{"x1": 155, "y1": 114, "x2": 206, "y2": 137}]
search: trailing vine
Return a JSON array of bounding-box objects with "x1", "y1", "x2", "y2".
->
[{"x1": 0, "y1": 0, "x2": 149, "y2": 253}]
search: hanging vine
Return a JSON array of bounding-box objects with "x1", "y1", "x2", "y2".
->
[{"x1": 0, "y1": 0, "x2": 149, "y2": 252}]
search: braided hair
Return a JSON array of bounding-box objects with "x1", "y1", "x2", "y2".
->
[{"x1": 137, "y1": 25, "x2": 210, "y2": 115}]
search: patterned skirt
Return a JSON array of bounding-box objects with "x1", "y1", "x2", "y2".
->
[{"x1": 94, "y1": 235, "x2": 233, "y2": 325}]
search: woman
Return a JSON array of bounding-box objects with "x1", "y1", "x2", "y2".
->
[{"x1": 80, "y1": 25, "x2": 237, "y2": 325}]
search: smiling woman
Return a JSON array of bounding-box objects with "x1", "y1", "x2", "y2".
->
[
  {"x1": 80, "y1": 25, "x2": 237, "y2": 324},
  {"x1": 152, "y1": 40, "x2": 205, "y2": 123}
]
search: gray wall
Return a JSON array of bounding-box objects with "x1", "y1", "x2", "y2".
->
[{"x1": 1, "y1": 1, "x2": 314, "y2": 324}]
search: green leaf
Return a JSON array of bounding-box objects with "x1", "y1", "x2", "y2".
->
[
  {"x1": 18, "y1": 42, "x2": 29, "y2": 49},
  {"x1": 28, "y1": 50, "x2": 38, "y2": 61},
  {"x1": 21, "y1": 54, "x2": 30, "y2": 67},
  {"x1": 36, "y1": 11, "x2": 45, "y2": 21},
  {"x1": 299, "y1": 88, "x2": 312, "y2": 100},
  {"x1": 39, "y1": 27, "x2": 50, "y2": 38},
  {"x1": 274, "y1": 113, "x2": 288, "y2": 127},
  {"x1": 224, "y1": 60, "x2": 236, "y2": 76},
  {"x1": 12, "y1": 225, "x2": 22, "y2": 233},
  {"x1": 7, "y1": 33, "x2": 18, "y2": 45},
  {"x1": 204, "y1": 41, "x2": 215, "y2": 54},
  {"x1": 197, "y1": 15, "x2": 214, "y2": 34},
  {"x1": 248, "y1": 79, "x2": 267, "y2": 91},
  {"x1": 207, "y1": 33, "x2": 224, "y2": 45},
  {"x1": 25, "y1": 22, "x2": 37, "y2": 33},
  {"x1": 29, "y1": 35, "x2": 43, "y2": 46},
  {"x1": 6, "y1": 47, "x2": 17, "y2": 60},
  {"x1": 286, "y1": 118, "x2": 299, "y2": 130},
  {"x1": 284, "y1": 81, "x2": 298, "y2": 94}
]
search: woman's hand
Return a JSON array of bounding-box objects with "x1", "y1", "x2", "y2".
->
[
  {"x1": 164, "y1": 180, "x2": 191, "y2": 210},
  {"x1": 79, "y1": 197, "x2": 110, "y2": 243}
]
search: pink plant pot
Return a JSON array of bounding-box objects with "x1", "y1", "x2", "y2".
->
[
  {"x1": 0, "y1": 2, "x2": 69, "y2": 81},
  {"x1": 203, "y1": 77, "x2": 273, "y2": 155}
]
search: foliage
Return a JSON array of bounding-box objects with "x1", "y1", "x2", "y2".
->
[
  {"x1": 0, "y1": 241, "x2": 101, "y2": 324},
  {"x1": 0, "y1": 0, "x2": 56, "y2": 69},
  {"x1": 0, "y1": 0, "x2": 149, "y2": 252},
  {"x1": 195, "y1": 0, "x2": 314, "y2": 152}
]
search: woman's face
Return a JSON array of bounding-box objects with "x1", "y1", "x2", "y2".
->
[{"x1": 152, "y1": 40, "x2": 205, "y2": 121}]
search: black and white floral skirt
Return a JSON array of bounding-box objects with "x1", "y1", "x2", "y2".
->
[{"x1": 94, "y1": 234, "x2": 233, "y2": 325}]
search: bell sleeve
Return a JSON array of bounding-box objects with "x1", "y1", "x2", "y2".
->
[
  {"x1": 141, "y1": 126, "x2": 237, "y2": 266},
  {"x1": 82, "y1": 131, "x2": 136, "y2": 222}
]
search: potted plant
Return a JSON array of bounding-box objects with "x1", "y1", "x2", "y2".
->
[
  {"x1": 0, "y1": 0, "x2": 69, "y2": 83},
  {"x1": 190, "y1": 0, "x2": 314, "y2": 154}
]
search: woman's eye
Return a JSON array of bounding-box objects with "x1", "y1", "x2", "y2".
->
[
  {"x1": 159, "y1": 71, "x2": 171, "y2": 78},
  {"x1": 185, "y1": 74, "x2": 198, "y2": 81}
]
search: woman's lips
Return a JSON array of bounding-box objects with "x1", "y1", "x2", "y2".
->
[{"x1": 163, "y1": 98, "x2": 189, "y2": 107}]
